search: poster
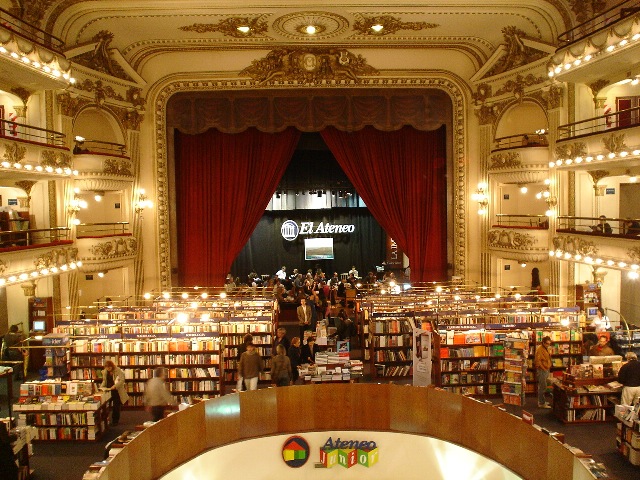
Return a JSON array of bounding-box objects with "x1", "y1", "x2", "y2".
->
[{"x1": 412, "y1": 329, "x2": 432, "y2": 386}]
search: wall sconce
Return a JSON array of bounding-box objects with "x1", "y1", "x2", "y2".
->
[
  {"x1": 518, "y1": 184, "x2": 528, "y2": 194},
  {"x1": 471, "y1": 182, "x2": 489, "y2": 215},
  {"x1": 135, "y1": 189, "x2": 153, "y2": 214},
  {"x1": 68, "y1": 188, "x2": 88, "y2": 215},
  {"x1": 535, "y1": 187, "x2": 557, "y2": 216},
  {"x1": 94, "y1": 191, "x2": 105, "y2": 202}
]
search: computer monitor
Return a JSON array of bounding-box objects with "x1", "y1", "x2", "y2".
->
[
  {"x1": 587, "y1": 307, "x2": 598, "y2": 317},
  {"x1": 32, "y1": 320, "x2": 46, "y2": 332}
]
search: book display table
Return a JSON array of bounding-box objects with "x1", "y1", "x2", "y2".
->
[{"x1": 553, "y1": 376, "x2": 622, "y2": 424}]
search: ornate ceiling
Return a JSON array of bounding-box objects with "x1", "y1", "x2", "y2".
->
[{"x1": 3, "y1": 0, "x2": 603, "y2": 87}]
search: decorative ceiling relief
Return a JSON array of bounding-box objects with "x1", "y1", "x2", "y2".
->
[
  {"x1": 41, "y1": 150, "x2": 72, "y2": 168},
  {"x1": 76, "y1": 78, "x2": 124, "y2": 104},
  {"x1": 555, "y1": 141, "x2": 586, "y2": 160},
  {"x1": 490, "y1": 151, "x2": 521, "y2": 169},
  {"x1": 240, "y1": 48, "x2": 378, "y2": 85},
  {"x1": 2, "y1": 142, "x2": 27, "y2": 164},
  {"x1": 602, "y1": 133, "x2": 628, "y2": 154},
  {"x1": 179, "y1": 17, "x2": 268, "y2": 37},
  {"x1": 484, "y1": 26, "x2": 548, "y2": 77},
  {"x1": 72, "y1": 30, "x2": 134, "y2": 81},
  {"x1": 488, "y1": 229, "x2": 535, "y2": 249},
  {"x1": 272, "y1": 12, "x2": 349, "y2": 40},
  {"x1": 57, "y1": 92, "x2": 90, "y2": 117},
  {"x1": 103, "y1": 158, "x2": 133, "y2": 176},
  {"x1": 552, "y1": 235, "x2": 598, "y2": 256},
  {"x1": 34, "y1": 247, "x2": 79, "y2": 270},
  {"x1": 494, "y1": 73, "x2": 547, "y2": 100},
  {"x1": 568, "y1": 0, "x2": 609, "y2": 26},
  {"x1": 352, "y1": 15, "x2": 439, "y2": 36}
]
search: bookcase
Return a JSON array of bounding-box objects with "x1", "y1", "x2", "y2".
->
[
  {"x1": 552, "y1": 377, "x2": 620, "y2": 424},
  {"x1": 612, "y1": 330, "x2": 640, "y2": 357},
  {"x1": 14, "y1": 380, "x2": 110, "y2": 441},
  {"x1": 502, "y1": 335, "x2": 528, "y2": 406},
  {"x1": 29, "y1": 297, "x2": 54, "y2": 333},
  {"x1": 42, "y1": 334, "x2": 69, "y2": 380},
  {"x1": 575, "y1": 283, "x2": 601, "y2": 315},
  {"x1": 616, "y1": 404, "x2": 640, "y2": 466},
  {"x1": 369, "y1": 313, "x2": 413, "y2": 379}
]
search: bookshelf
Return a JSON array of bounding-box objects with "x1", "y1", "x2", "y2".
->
[
  {"x1": 2, "y1": 417, "x2": 36, "y2": 478},
  {"x1": 369, "y1": 313, "x2": 413, "y2": 379},
  {"x1": 552, "y1": 377, "x2": 620, "y2": 424},
  {"x1": 42, "y1": 334, "x2": 69, "y2": 380},
  {"x1": 14, "y1": 380, "x2": 110, "y2": 441},
  {"x1": 612, "y1": 330, "x2": 640, "y2": 357},
  {"x1": 616, "y1": 405, "x2": 640, "y2": 466}
]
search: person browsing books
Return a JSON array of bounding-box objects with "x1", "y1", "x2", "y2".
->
[
  {"x1": 534, "y1": 336, "x2": 552, "y2": 408},
  {"x1": 300, "y1": 336, "x2": 319, "y2": 365},
  {"x1": 589, "y1": 334, "x2": 615, "y2": 356},
  {"x1": 271, "y1": 344, "x2": 292, "y2": 387},
  {"x1": 237, "y1": 341, "x2": 264, "y2": 391},
  {"x1": 101, "y1": 360, "x2": 129, "y2": 426},
  {"x1": 618, "y1": 352, "x2": 640, "y2": 406},
  {"x1": 144, "y1": 367, "x2": 174, "y2": 421},
  {"x1": 235, "y1": 333, "x2": 253, "y2": 392},
  {"x1": 287, "y1": 336, "x2": 301, "y2": 383}
]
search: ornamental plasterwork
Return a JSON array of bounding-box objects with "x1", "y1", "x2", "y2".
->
[
  {"x1": 472, "y1": 84, "x2": 492, "y2": 105},
  {"x1": 552, "y1": 235, "x2": 598, "y2": 256},
  {"x1": 179, "y1": 17, "x2": 269, "y2": 37},
  {"x1": 41, "y1": 150, "x2": 72, "y2": 169},
  {"x1": 588, "y1": 169, "x2": 610, "y2": 185},
  {"x1": 103, "y1": 158, "x2": 133, "y2": 176},
  {"x1": 485, "y1": 26, "x2": 548, "y2": 77},
  {"x1": 272, "y1": 11, "x2": 349, "y2": 40},
  {"x1": 546, "y1": 84, "x2": 564, "y2": 109},
  {"x1": 555, "y1": 141, "x2": 586, "y2": 160},
  {"x1": 352, "y1": 15, "x2": 439, "y2": 36},
  {"x1": 11, "y1": 87, "x2": 31, "y2": 106},
  {"x1": 239, "y1": 48, "x2": 378, "y2": 85},
  {"x1": 488, "y1": 229, "x2": 535, "y2": 249},
  {"x1": 494, "y1": 74, "x2": 547, "y2": 100},
  {"x1": 2, "y1": 142, "x2": 27, "y2": 164},
  {"x1": 76, "y1": 78, "x2": 125, "y2": 104},
  {"x1": 602, "y1": 133, "x2": 628, "y2": 154},
  {"x1": 72, "y1": 30, "x2": 133, "y2": 81},
  {"x1": 57, "y1": 92, "x2": 90, "y2": 117},
  {"x1": 15, "y1": 181, "x2": 37, "y2": 208},
  {"x1": 115, "y1": 107, "x2": 143, "y2": 131},
  {"x1": 88, "y1": 237, "x2": 137, "y2": 259},
  {"x1": 588, "y1": 79, "x2": 609, "y2": 102},
  {"x1": 475, "y1": 104, "x2": 498, "y2": 126},
  {"x1": 628, "y1": 246, "x2": 640, "y2": 263},
  {"x1": 152, "y1": 74, "x2": 468, "y2": 288},
  {"x1": 34, "y1": 247, "x2": 79, "y2": 270},
  {"x1": 489, "y1": 152, "x2": 521, "y2": 169},
  {"x1": 568, "y1": 0, "x2": 609, "y2": 26},
  {"x1": 126, "y1": 87, "x2": 146, "y2": 110}
]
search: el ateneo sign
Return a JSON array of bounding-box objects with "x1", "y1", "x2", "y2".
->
[{"x1": 281, "y1": 219, "x2": 355, "y2": 241}]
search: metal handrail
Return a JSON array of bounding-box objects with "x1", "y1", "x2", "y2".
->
[
  {"x1": 0, "y1": 119, "x2": 66, "y2": 147},
  {"x1": 557, "y1": 106, "x2": 640, "y2": 140},
  {"x1": 0, "y1": 7, "x2": 65, "y2": 52},
  {"x1": 76, "y1": 222, "x2": 130, "y2": 238},
  {"x1": 493, "y1": 133, "x2": 548, "y2": 150},
  {"x1": 494, "y1": 214, "x2": 549, "y2": 228},
  {"x1": 557, "y1": 215, "x2": 640, "y2": 236},
  {"x1": 0, "y1": 226, "x2": 71, "y2": 248},
  {"x1": 74, "y1": 139, "x2": 127, "y2": 157},
  {"x1": 557, "y1": 0, "x2": 640, "y2": 48}
]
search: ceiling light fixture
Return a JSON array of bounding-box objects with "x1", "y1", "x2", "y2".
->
[{"x1": 371, "y1": 24, "x2": 384, "y2": 33}]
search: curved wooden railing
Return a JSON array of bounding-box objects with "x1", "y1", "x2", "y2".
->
[{"x1": 94, "y1": 384, "x2": 595, "y2": 480}]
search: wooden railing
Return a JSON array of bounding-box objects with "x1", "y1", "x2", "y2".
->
[
  {"x1": 92, "y1": 384, "x2": 598, "y2": 480},
  {"x1": 74, "y1": 139, "x2": 128, "y2": 157},
  {"x1": 76, "y1": 222, "x2": 130, "y2": 238},
  {"x1": 492, "y1": 133, "x2": 548, "y2": 151},
  {"x1": 494, "y1": 214, "x2": 549, "y2": 228}
]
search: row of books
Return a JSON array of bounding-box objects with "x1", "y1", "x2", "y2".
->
[
  {"x1": 532, "y1": 329, "x2": 582, "y2": 342},
  {"x1": 441, "y1": 373, "x2": 486, "y2": 385},
  {"x1": 224, "y1": 334, "x2": 272, "y2": 346},
  {"x1": 442, "y1": 385, "x2": 485, "y2": 395},
  {"x1": 373, "y1": 349, "x2": 410, "y2": 362},
  {"x1": 373, "y1": 334, "x2": 411, "y2": 347},
  {"x1": 19, "y1": 412, "x2": 99, "y2": 427},
  {"x1": 223, "y1": 358, "x2": 273, "y2": 371},
  {"x1": 73, "y1": 339, "x2": 222, "y2": 353},
  {"x1": 566, "y1": 409, "x2": 606, "y2": 422},
  {"x1": 120, "y1": 353, "x2": 220, "y2": 366},
  {"x1": 20, "y1": 380, "x2": 94, "y2": 397},
  {"x1": 14, "y1": 393, "x2": 109, "y2": 412},
  {"x1": 569, "y1": 363, "x2": 622, "y2": 379},
  {"x1": 219, "y1": 321, "x2": 272, "y2": 333},
  {"x1": 33, "y1": 426, "x2": 101, "y2": 441},
  {"x1": 566, "y1": 393, "x2": 607, "y2": 408},
  {"x1": 375, "y1": 365, "x2": 411, "y2": 377},
  {"x1": 124, "y1": 380, "x2": 219, "y2": 393},
  {"x1": 440, "y1": 345, "x2": 504, "y2": 358},
  {"x1": 168, "y1": 367, "x2": 219, "y2": 379},
  {"x1": 371, "y1": 320, "x2": 412, "y2": 334}
]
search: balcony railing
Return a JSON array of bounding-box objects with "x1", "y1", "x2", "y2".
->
[
  {"x1": 0, "y1": 119, "x2": 66, "y2": 147},
  {"x1": 0, "y1": 7, "x2": 65, "y2": 52},
  {"x1": 557, "y1": 215, "x2": 640, "y2": 237},
  {"x1": 557, "y1": 106, "x2": 640, "y2": 140},
  {"x1": 492, "y1": 133, "x2": 549, "y2": 151},
  {"x1": 493, "y1": 214, "x2": 549, "y2": 229},
  {"x1": 76, "y1": 222, "x2": 130, "y2": 238},
  {"x1": 0, "y1": 227, "x2": 71, "y2": 250},
  {"x1": 74, "y1": 139, "x2": 128, "y2": 157},
  {"x1": 557, "y1": 0, "x2": 640, "y2": 48}
]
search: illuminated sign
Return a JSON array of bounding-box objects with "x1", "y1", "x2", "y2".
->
[{"x1": 281, "y1": 220, "x2": 355, "y2": 241}]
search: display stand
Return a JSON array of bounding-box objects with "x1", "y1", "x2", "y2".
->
[
  {"x1": 502, "y1": 334, "x2": 529, "y2": 406},
  {"x1": 616, "y1": 403, "x2": 640, "y2": 466},
  {"x1": 553, "y1": 374, "x2": 621, "y2": 424}
]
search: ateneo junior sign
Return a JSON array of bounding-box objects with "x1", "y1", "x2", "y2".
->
[
  {"x1": 283, "y1": 435, "x2": 379, "y2": 469},
  {"x1": 281, "y1": 220, "x2": 355, "y2": 241}
]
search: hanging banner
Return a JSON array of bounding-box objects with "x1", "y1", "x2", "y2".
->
[
  {"x1": 385, "y1": 236, "x2": 403, "y2": 268},
  {"x1": 412, "y1": 329, "x2": 432, "y2": 387}
]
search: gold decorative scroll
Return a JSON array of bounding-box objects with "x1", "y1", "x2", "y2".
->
[
  {"x1": 352, "y1": 15, "x2": 439, "y2": 35},
  {"x1": 179, "y1": 17, "x2": 268, "y2": 37}
]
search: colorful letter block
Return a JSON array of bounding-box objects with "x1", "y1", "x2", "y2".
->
[
  {"x1": 338, "y1": 448, "x2": 358, "y2": 468},
  {"x1": 357, "y1": 448, "x2": 379, "y2": 467},
  {"x1": 319, "y1": 448, "x2": 339, "y2": 468}
]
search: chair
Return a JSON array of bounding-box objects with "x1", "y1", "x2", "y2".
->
[
  {"x1": 340, "y1": 273, "x2": 348, "y2": 281},
  {"x1": 345, "y1": 289, "x2": 356, "y2": 308}
]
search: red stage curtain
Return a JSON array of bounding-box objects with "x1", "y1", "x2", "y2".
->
[
  {"x1": 321, "y1": 126, "x2": 447, "y2": 282},
  {"x1": 174, "y1": 128, "x2": 300, "y2": 286}
]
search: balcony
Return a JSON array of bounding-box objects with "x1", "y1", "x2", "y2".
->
[
  {"x1": 0, "y1": 8, "x2": 73, "y2": 90},
  {"x1": 553, "y1": 108, "x2": 640, "y2": 170},
  {"x1": 489, "y1": 133, "x2": 550, "y2": 184},
  {"x1": 76, "y1": 222, "x2": 136, "y2": 273},
  {"x1": 487, "y1": 215, "x2": 550, "y2": 262},
  {"x1": 0, "y1": 120, "x2": 78, "y2": 179},
  {"x1": 549, "y1": 0, "x2": 640, "y2": 84},
  {"x1": 73, "y1": 139, "x2": 133, "y2": 190},
  {"x1": 553, "y1": 216, "x2": 640, "y2": 275},
  {"x1": 0, "y1": 227, "x2": 76, "y2": 287}
]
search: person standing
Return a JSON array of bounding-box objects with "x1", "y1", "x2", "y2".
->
[
  {"x1": 618, "y1": 352, "x2": 640, "y2": 406},
  {"x1": 238, "y1": 341, "x2": 263, "y2": 391},
  {"x1": 275, "y1": 266, "x2": 287, "y2": 280},
  {"x1": 297, "y1": 297, "x2": 312, "y2": 341},
  {"x1": 301, "y1": 337, "x2": 319, "y2": 365},
  {"x1": 273, "y1": 327, "x2": 290, "y2": 355},
  {"x1": 590, "y1": 307, "x2": 611, "y2": 333},
  {"x1": 534, "y1": 336, "x2": 552, "y2": 408},
  {"x1": 101, "y1": 360, "x2": 129, "y2": 426},
  {"x1": 287, "y1": 337, "x2": 301, "y2": 383},
  {"x1": 236, "y1": 333, "x2": 253, "y2": 392},
  {"x1": 2, "y1": 325, "x2": 23, "y2": 361},
  {"x1": 144, "y1": 367, "x2": 174, "y2": 421},
  {"x1": 589, "y1": 334, "x2": 615, "y2": 356},
  {"x1": 271, "y1": 344, "x2": 292, "y2": 387}
]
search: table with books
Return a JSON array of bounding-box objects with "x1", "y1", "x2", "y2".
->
[{"x1": 300, "y1": 351, "x2": 363, "y2": 383}]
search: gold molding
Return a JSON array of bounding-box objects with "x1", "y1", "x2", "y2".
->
[
  {"x1": 602, "y1": 133, "x2": 628, "y2": 154},
  {"x1": 352, "y1": 15, "x2": 439, "y2": 36},
  {"x1": 494, "y1": 74, "x2": 547, "y2": 100},
  {"x1": 555, "y1": 141, "x2": 586, "y2": 160},
  {"x1": 552, "y1": 235, "x2": 598, "y2": 257},
  {"x1": 179, "y1": 17, "x2": 268, "y2": 37},
  {"x1": 489, "y1": 151, "x2": 521, "y2": 169},
  {"x1": 41, "y1": 150, "x2": 72, "y2": 168},
  {"x1": 2, "y1": 142, "x2": 27, "y2": 163}
]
